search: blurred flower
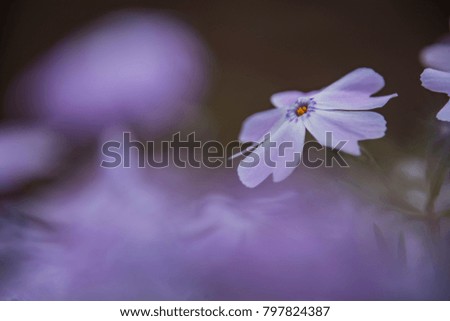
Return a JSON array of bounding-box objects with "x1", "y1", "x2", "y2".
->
[
  {"x1": 0, "y1": 138, "x2": 196, "y2": 300},
  {"x1": 237, "y1": 68, "x2": 397, "y2": 187},
  {"x1": 173, "y1": 169, "x2": 442, "y2": 300},
  {"x1": 421, "y1": 69, "x2": 450, "y2": 121},
  {"x1": 421, "y1": 23, "x2": 450, "y2": 72},
  {"x1": 420, "y1": 22, "x2": 450, "y2": 121},
  {"x1": 1, "y1": 154, "x2": 445, "y2": 300},
  {"x1": 6, "y1": 10, "x2": 210, "y2": 137},
  {"x1": 0, "y1": 124, "x2": 65, "y2": 193}
]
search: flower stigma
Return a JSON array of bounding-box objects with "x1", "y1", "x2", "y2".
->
[
  {"x1": 295, "y1": 105, "x2": 308, "y2": 116},
  {"x1": 286, "y1": 98, "x2": 315, "y2": 122}
]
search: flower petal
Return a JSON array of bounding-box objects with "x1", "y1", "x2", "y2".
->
[
  {"x1": 421, "y1": 43, "x2": 450, "y2": 72},
  {"x1": 238, "y1": 121, "x2": 305, "y2": 187},
  {"x1": 270, "y1": 90, "x2": 320, "y2": 108},
  {"x1": 437, "y1": 99, "x2": 450, "y2": 121},
  {"x1": 319, "y1": 68, "x2": 386, "y2": 95},
  {"x1": 270, "y1": 91, "x2": 304, "y2": 108},
  {"x1": 420, "y1": 68, "x2": 450, "y2": 95},
  {"x1": 303, "y1": 110, "x2": 387, "y2": 156},
  {"x1": 272, "y1": 122, "x2": 306, "y2": 183},
  {"x1": 239, "y1": 109, "x2": 283, "y2": 142},
  {"x1": 314, "y1": 68, "x2": 397, "y2": 111}
]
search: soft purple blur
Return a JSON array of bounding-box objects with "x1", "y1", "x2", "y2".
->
[
  {"x1": 0, "y1": 124, "x2": 65, "y2": 193},
  {"x1": 0, "y1": 8, "x2": 449, "y2": 301}
]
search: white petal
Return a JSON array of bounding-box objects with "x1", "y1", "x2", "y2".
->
[
  {"x1": 420, "y1": 43, "x2": 450, "y2": 72},
  {"x1": 319, "y1": 68, "x2": 386, "y2": 95},
  {"x1": 437, "y1": 99, "x2": 450, "y2": 121},
  {"x1": 237, "y1": 145, "x2": 272, "y2": 188},
  {"x1": 303, "y1": 110, "x2": 386, "y2": 156},
  {"x1": 313, "y1": 68, "x2": 397, "y2": 111},
  {"x1": 421, "y1": 68, "x2": 450, "y2": 95},
  {"x1": 314, "y1": 91, "x2": 397, "y2": 111},
  {"x1": 239, "y1": 108, "x2": 283, "y2": 142},
  {"x1": 270, "y1": 90, "x2": 320, "y2": 108},
  {"x1": 270, "y1": 91, "x2": 304, "y2": 108},
  {"x1": 238, "y1": 121, "x2": 305, "y2": 187}
]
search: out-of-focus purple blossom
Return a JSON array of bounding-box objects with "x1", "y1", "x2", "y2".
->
[
  {"x1": 421, "y1": 69, "x2": 450, "y2": 121},
  {"x1": 421, "y1": 23, "x2": 450, "y2": 72},
  {"x1": 174, "y1": 170, "x2": 442, "y2": 300},
  {"x1": 420, "y1": 22, "x2": 450, "y2": 121},
  {"x1": 1, "y1": 165, "x2": 194, "y2": 300},
  {"x1": 1, "y1": 156, "x2": 444, "y2": 300},
  {"x1": 0, "y1": 129, "x2": 200, "y2": 300},
  {"x1": 237, "y1": 68, "x2": 397, "y2": 187},
  {"x1": 0, "y1": 124, "x2": 66, "y2": 193},
  {"x1": 6, "y1": 10, "x2": 210, "y2": 137}
]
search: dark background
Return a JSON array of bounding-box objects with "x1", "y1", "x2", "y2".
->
[{"x1": 1, "y1": 0, "x2": 449, "y2": 144}]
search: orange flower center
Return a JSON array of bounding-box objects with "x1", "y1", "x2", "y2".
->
[{"x1": 295, "y1": 105, "x2": 308, "y2": 116}]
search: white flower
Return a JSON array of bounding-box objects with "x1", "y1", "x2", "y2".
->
[{"x1": 237, "y1": 68, "x2": 397, "y2": 187}]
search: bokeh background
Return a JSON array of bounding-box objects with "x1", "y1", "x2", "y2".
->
[{"x1": 0, "y1": 0, "x2": 450, "y2": 300}]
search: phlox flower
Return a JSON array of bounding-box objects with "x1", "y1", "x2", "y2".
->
[
  {"x1": 420, "y1": 24, "x2": 450, "y2": 121},
  {"x1": 237, "y1": 68, "x2": 397, "y2": 187}
]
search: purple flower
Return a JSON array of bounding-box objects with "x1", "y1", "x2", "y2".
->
[
  {"x1": 0, "y1": 124, "x2": 65, "y2": 193},
  {"x1": 420, "y1": 22, "x2": 450, "y2": 121},
  {"x1": 6, "y1": 10, "x2": 210, "y2": 137},
  {"x1": 172, "y1": 170, "x2": 441, "y2": 300},
  {"x1": 421, "y1": 68, "x2": 450, "y2": 121},
  {"x1": 0, "y1": 129, "x2": 202, "y2": 300},
  {"x1": 2, "y1": 165, "x2": 442, "y2": 300},
  {"x1": 237, "y1": 68, "x2": 397, "y2": 187}
]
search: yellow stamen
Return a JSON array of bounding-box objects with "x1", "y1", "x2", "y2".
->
[{"x1": 295, "y1": 105, "x2": 308, "y2": 116}]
